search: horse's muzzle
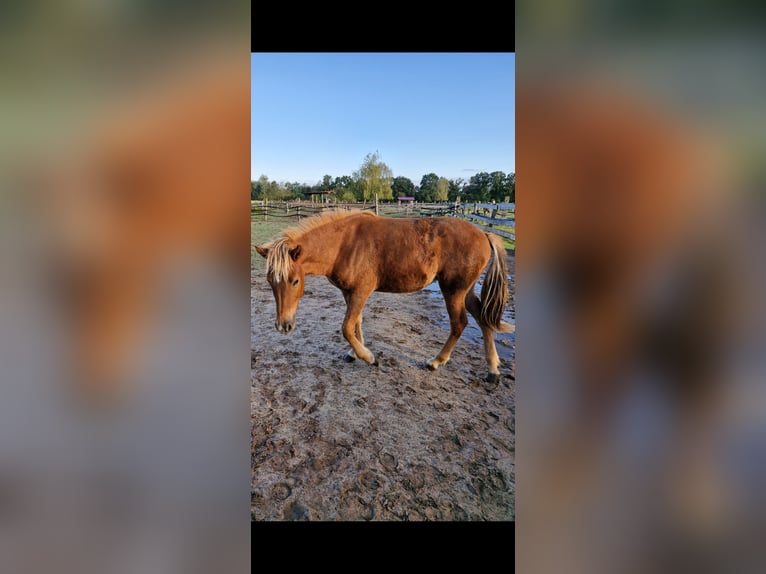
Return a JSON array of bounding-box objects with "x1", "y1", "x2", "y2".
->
[{"x1": 275, "y1": 320, "x2": 295, "y2": 334}]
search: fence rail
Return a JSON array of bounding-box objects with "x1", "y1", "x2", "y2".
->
[
  {"x1": 455, "y1": 202, "x2": 515, "y2": 242},
  {"x1": 251, "y1": 200, "x2": 515, "y2": 246}
]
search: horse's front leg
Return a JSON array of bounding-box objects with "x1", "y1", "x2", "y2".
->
[
  {"x1": 341, "y1": 289, "x2": 377, "y2": 366},
  {"x1": 341, "y1": 314, "x2": 364, "y2": 362}
]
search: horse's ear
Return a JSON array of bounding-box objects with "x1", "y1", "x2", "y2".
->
[
  {"x1": 255, "y1": 245, "x2": 268, "y2": 258},
  {"x1": 289, "y1": 245, "x2": 302, "y2": 261}
]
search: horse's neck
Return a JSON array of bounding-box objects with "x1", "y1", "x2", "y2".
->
[{"x1": 299, "y1": 227, "x2": 339, "y2": 277}]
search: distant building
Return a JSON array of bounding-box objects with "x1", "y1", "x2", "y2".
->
[{"x1": 304, "y1": 190, "x2": 335, "y2": 203}]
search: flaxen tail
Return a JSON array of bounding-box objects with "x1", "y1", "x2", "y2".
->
[{"x1": 480, "y1": 233, "x2": 513, "y2": 332}]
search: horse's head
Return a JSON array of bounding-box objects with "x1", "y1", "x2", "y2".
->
[{"x1": 255, "y1": 242, "x2": 305, "y2": 334}]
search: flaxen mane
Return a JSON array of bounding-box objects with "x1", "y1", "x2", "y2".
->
[{"x1": 263, "y1": 210, "x2": 376, "y2": 283}]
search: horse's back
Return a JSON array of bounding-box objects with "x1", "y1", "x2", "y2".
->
[{"x1": 355, "y1": 216, "x2": 490, "y2": 293}]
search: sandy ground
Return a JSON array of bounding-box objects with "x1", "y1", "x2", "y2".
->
[{"x1": 251, "y1": 253, "x2": 515, "y2": 521}]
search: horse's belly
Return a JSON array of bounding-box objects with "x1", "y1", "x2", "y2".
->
[{"x1": 377, "y1": 273, "x2": 436, "y2": 293}]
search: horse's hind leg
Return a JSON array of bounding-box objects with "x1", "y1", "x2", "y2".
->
[
  {"x1": 465, "y1": 288, "x2": 508, "y2": 383},
  {"x1": 466, "y1": 290, "x2": 502, "y2": 382},
  {"x1": 428, "y1": 288, "x2": 469, "y2": 371},
  {"x1": 341, "y1": 290, "x2": 377, "y2": 366},
  {"x1": 480, "y1": 326, "x2": 502, "y2": 383}
]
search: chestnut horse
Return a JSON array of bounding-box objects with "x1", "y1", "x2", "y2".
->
[{"x1": 255, "y1": 210, "x2": 513, "y2": 382}]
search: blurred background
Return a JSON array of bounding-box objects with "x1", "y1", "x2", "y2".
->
[
  {"x1": 517, "y1": 1, "x2": 765, "y2": 573},
  {"x1": 0, "y1": 1, "x2": 249, "y2": 573},
  {"x1": 4, "y1": 0, "x2": 766, "y2": 567}
]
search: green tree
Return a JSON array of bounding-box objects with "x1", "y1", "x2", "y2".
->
[
  {"x1": 354, "y1": 151, "x2": 393, "y2": 201},
  {"x1": 266, "y1": 180, "x2": 278, "y2": 200},
  {"x1": 285, "y1": 181, "x2": 310, "y2": 199},
  {"x1": 418, "y1": 173, "x2": 439, "y2": 202},
  {"x1": 333, "y1": 175, "x2": 354, "y2": 189},
  {"x1": 463, "y1": 172, "x2": 492, "y2": 202},
  {"x1": 391, "y1": 176, "x2": 415, "y2": 198},
  {"x1": 333, "y1": 175, "x2": 358, "y2": 202},
  {"x1": 321, "y1": 174, "x2": 333, "y2": 190},
  {"x1": 436, "y1": 177, "x2": 450, "y2": 202},
  {"x1": 489, "y1": 171, "x2": 509, "y2": 202},
  {"x1": 264, "y1": 179, "x2": 293, "y2": 201},
  {"x1": 448, "y1": 178, "x2": 464, "y2": 201},
  {"x1": 336, "y1": 188, "x2": 358, "y2": 203},
  {"x1": 251, "y1": 174, "x2": 270, "y2": 200}
]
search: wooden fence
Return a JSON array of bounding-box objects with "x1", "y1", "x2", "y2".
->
[
  {"x1": 454, "y1": 202, "x2": 515, "y2": 242},
  {"x1": 251, "y1": 200, "x2": 515, "y2": 245}
]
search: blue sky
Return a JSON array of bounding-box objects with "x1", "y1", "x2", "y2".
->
[{"x1": 251, "y1": 53, "x2": 514, "y2": 185}]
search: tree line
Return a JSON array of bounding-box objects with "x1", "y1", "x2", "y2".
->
[{"x1": 251, "y1": 151, "x2": 515, "y2": 204}]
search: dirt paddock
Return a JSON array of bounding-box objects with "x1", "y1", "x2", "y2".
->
[{"x1": 251, "y1": 249, "x2": 515, "y2": 521}]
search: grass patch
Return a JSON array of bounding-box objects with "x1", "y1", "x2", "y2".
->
[
  {"x1": 492, "y1": 224, "x2": 515, "y2": 252},
  {"x1": 251, "y1": 220, "x2": 290, "y2": 269}
]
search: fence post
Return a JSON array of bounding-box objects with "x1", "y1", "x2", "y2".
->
[
  {"x1": 375, "y1": 193, "x2": 379, "y2": 216},
  {"x1": 297, "y1": 204, "x2": 301, "y2": 221}
]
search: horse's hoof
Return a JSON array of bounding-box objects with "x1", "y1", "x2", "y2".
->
[
  {"x1": 342, "y1": 352, "x2": 356, "y2": 363},
  {"x1": 427, "y1": 362, "x2": 438, "y2": 371},
  {"x1": 372, "y1": 359, "x2": 379, "y2": 367},
  {"x1": 485, "y1": 373, "x2": 500, "y2": 385}
]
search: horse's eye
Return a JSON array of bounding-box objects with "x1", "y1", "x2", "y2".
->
[{"x1": 291, "y1": 278, "x2": 300, "y2": 287}]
